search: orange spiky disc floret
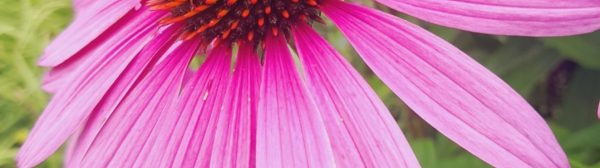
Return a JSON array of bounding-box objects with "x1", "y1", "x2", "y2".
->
[{"x1": 149, "y1": 0, "x2": 323, "y2": 45}]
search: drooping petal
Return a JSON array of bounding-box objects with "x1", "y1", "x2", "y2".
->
[
  {"x1": 292, "y1": 23, "x2": 420, "y2": 167},
  {"x1": 17, "y1": 8, "x2": 164, "y2": 168},
  {"x1": 322, "y1": 1, "x2": 568, "y2": 167},
  {"x1": 256, "y1": 35, "x2": 336, "y2": 167},
  {"x1": 41, "y1": 55, "x2": 88, "y2": 93},
  {"x1": 75, "y1": 39, "x2": 198, "y2": 168},
  {"x1": 151, "y1": 44, "x2": 232, "y2": 168},
  {"x1": 63, "y1": 25, "x2": 182, "y2": 168},
  {"x1": 40, "y1": 0, "x2": 143, "y2": 66},
  {"x1": 40, "y1": 6, "x2": 168, "y2": 93},
  {"x1": 210, "y1": 43, "x2": 261, "y2": 167},
  {"x1": 73, "y1": 0, "x2": 131, "y2": 17},
  {"x1": 376, "y1": 0, "x2": 600, "y2": 36},
  {"x1": 73, "y1": 0, "x2": 94, "y2": 13}
]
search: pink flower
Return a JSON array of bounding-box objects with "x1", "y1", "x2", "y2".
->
[{"x1": 18, "y1": 0, "x2": 600, "y2": 167}]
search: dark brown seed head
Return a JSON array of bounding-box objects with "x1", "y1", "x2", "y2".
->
[{"x1": 148, "y1": 0, "x2": 322, "y2": 46}]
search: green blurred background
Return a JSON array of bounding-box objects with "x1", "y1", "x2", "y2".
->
[{"x1": 1, "y1": 0, "x2": 599, "y2": 167}]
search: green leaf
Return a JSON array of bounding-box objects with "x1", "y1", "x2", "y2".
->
[
  {"x1": 564, "y1": 124, "x2": 600, "y2": 149},
  {"x1": 543, "y1": 32, "x2": 600, "y2": 69}
]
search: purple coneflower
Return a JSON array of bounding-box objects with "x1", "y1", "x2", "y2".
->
[{"x1": 17, "y1": 0, "x2": 600, "y2": 167}]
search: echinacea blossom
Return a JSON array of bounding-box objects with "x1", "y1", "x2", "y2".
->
[{"x1": 17, "y1": 0, "x2": 600, "y2": 167}]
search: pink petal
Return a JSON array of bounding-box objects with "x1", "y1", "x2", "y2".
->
[
  {"x1": 322, "y1": 1, "x2": 568, "y2": 167},
  {"x1": 39, "y1": 0, "x2": 142, "y2": 66},
  {"x1": 73, "y1": 0, "x2": 126, "y2": 17},
  {"x1": 63, "y1": 131, "x2": 80, "y2": 166},
  {"x1": 41, "y1": 56, "x2": 88, "y2": 93},
  {"x1": 376, "y1": 0, "x2": 600, "y2": 36},
  {"x1": 210, "y1": 43, "x2": 261, "y2": 167},
  {"x1": 17, "y1": 8, "x2": 164, "y2": 168},
  {"x1": 72, "y1": 0, "x2": 94, "y2": 13},
  {"x1": 597, "y1": 101, "x2": 600, "y2": 120},
  {"x1": 63, "y1": 25, "x2": 182, "y2": 168},
  {"x1": 75, "y1": 39, "x2": 198, "y2": 168},
  {"x1": 40, "y1": 14, "x2": 171, "y2": 94},
  {"x1": 256, "y1": 35, "x2": 336, "y2": 167},
  {"x1": 152, "y1": 44, "x2": 232, "y2": 168},
  {"x1": 292, "y1": 23, "x2": 420, "y2": 167}
]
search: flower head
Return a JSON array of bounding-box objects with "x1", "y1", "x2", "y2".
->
[{"x1": 18, "y1": 0, "x2": 600, "y2": 167}]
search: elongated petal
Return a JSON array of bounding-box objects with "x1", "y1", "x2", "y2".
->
[
  {"x1": 73, "y1": 0, "x2": 93, "y2": 13},
  {"x1": 17, "y1": 8, "x2": 163, "y2": 168},
  {"x1": 41, "y1": 56, "x2": 88, "y2": 93},
  {"x1": 153, "y1": 44, "x2": 232, "y2": 168},
  {"x1": 43, "y1": 2, "x2": 132, "y2": 92},
  {"x1": 210, "y1": 43, "x2": 261, "y2": 167},
  {"x1": 292, "y1": 24, "x2": 420, "y2": 167},
  {"x1": 376, "y1": 0, "x2": 600, "y2": 36},
  {"x1": 322, "y1": 1, "x2": 568, "y2": 167},
  {"x1": 116, "y1": 47, "x2": 226, "y2": 168},
  {"x1": 40, "y1": 0, "x2": 140, "y2": 66},
  {"x1": 63, "y1": 26, "x2": 181, "y2": 168},
  {"x1": 256, "y1": 35, "x2": 336, "y2": 167},
  {"x1": 73, "y1": 0, "x2": 128, "y2": 17},
  {"x1": 76, "y1": 39, "x2": 197, "y2": 168}
]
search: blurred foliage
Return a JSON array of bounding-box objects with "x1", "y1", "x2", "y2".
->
[
  {"x1": 0, "y1": 0, "x2": 71, "y2": 167},
  {"x1": 1, "y1": 0, "x2": 599, "y2": 167}
]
